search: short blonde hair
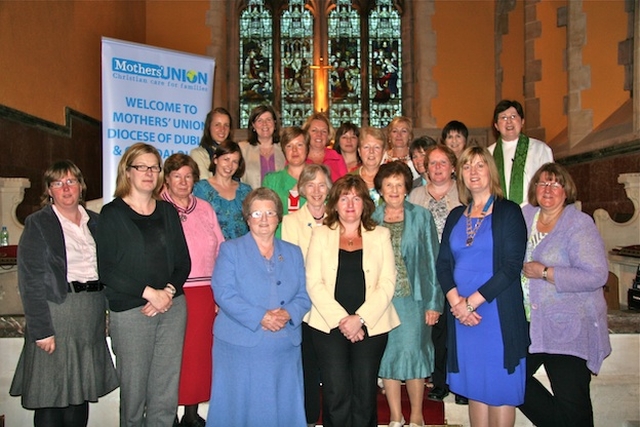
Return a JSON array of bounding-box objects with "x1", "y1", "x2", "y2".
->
[
  {"x1": 386, "y1": 116, "x2": 413, "y2": 149},
  {"x1": 298, "y1": 164, "x2": 332, "y2": 199},
  {"x1": 456, "y1": 146, "x2": 503, "y2": 205},
  {"x1": 114, "y1": 143, "x2": 163, "y2": 199},
  {"x1": 358, "y1": 126, "x2": 387, "y2": 149},
  {"x1": 302, "y1": 112, "x2": 335, "y2": 144}
]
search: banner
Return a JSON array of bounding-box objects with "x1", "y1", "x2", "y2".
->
[{"x1": 101, "y1": 37, "x2": 215, "y2": 202}]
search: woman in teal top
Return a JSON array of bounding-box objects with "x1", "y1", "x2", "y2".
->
[
  {"x1": 263, "y1": 126, "x2": 309, "y2": 237},
  {"x1": 372, "y1": 161, "x2": 443, "y2": 427},
  {"x1": 193, "y1": 141, "x2": 252, "y2": 240}
]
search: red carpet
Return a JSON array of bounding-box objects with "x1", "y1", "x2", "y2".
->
[{"x1": 318, "y1": 385, "x2": 445, "y2": 425}]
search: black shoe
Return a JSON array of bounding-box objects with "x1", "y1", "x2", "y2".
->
[
  {"x1": 455, "y1": 394, "x2": 469, "y2": 405},
  {"x1": 427, "y1": 386, "x2": 450, "y2": 401},
  {"x1": 179, "y1": 415, "x2": 206, "y2": 427}
]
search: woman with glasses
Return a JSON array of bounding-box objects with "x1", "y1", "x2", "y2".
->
[
  {"x1": 161, "y1": 153, "x2": 225, "y2": 427},
  {"x1": 10, "y1": 160, "x2": 118, "y2": 427},
  {"x1": 488, "y1": 100, "x2": 553, "y2": 206},
  {"x1": 193, "y1": 141, "x2": 252, "y2": 240},
  {"x1": 207, "y1": 188, "x2": 310, "y2": 427},
  {"x1": 96, "y1": 142, "x2": 191, "y2": 427},
  {"x1": 239, "y1": 105, "x2": 286, "y2": 190},
  {"x1": 519, "y1": 163, "x2": 610, "y2": 427},
  {"x1": 436, "y1": 146, "x2": 528, "y2": 427}
]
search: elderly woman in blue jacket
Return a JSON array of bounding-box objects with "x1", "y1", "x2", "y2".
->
[
  {"x1": 372, "y1": 161, "x2": 443, "y2": 427},
  {"x1": 207, "y1": 187, "x2": 311, "y2": 427},
  {"x1": 519, "y1": 163, "x2": 611, "y2": 427}
]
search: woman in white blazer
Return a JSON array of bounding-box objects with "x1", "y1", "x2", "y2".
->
[
  {"x1": 281, "y1": 163, "x2": 332, "y2": 427},
  {"x1": 305, "y1": 174, "x2": 400, "y2": 427}
]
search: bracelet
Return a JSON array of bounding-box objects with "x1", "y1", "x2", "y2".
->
[
  {"x1": 465, "y1": 298, "x2": 475, "y2": 313},
  {"x1": 542, "y1": 267, "x2": 548, "y2": 282},
  {"x1": 164, "y1": 284, "x2": 176, "y2": 296}
]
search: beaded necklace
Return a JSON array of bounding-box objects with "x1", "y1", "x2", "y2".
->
[{"x1": 465, "y1": 195, "x2": 494, "y2": 247}]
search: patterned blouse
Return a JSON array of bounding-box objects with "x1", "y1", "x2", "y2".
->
[{"x1": 193, "y1": 179, "x2": 252, "y2": 240}]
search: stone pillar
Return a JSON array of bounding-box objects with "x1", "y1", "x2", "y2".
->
[
  {"x1": 206, "y1": 0, "x2": 232, "y2": 114},
  {"x1": 566, "y1": 0, "x2": 593, "y2": 146},
  {"x1": 524, "y1": 0, "x2": 544, "y2": 141},
  {"x1": 0, "y1": 178, "x2": 30, "y2": 245},
  {"x1": 411, "y1": 0, "x2": 437, "y2": 128},
  {"x1": 495, "y1": 0, "x2": 517, "y2": 104},
  {"x1": 634, "y1": 0, "x2": 640, "y2": 131}
]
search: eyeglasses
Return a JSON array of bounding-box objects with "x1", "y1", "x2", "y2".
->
[
  {"x1": 50, "y1": 178, "x2": 79, "y2": 189},
  {"x1": 249, "y1": 210, "x2": 278, "y2": 219},
  {"x1": 535, "y1": 181, "x2": 563, "y2": 190},
  {"x1": 498, "y1": 114, "x2": 520, "y2": 122},
  {"x1": 129, "y1": 165, "x2": 162, "y2": 173}
]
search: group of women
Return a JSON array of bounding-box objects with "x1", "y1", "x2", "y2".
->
[{"x1": 11, "y1": 104, "x2": 610, "y2": 427}]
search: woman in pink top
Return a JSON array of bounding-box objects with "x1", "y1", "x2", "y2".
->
[
  {"x1": 161, "y1": 154, "x2": 224, "y2": 427},
  {"x1": 303, "y1": 112, "x2": 348, "y2": 181}
]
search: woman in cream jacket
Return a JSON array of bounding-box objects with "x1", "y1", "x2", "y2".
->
[{"x1": 305, "y1": 174, "x2": 399, "y2": 427}]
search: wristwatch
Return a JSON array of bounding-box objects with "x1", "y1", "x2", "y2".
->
[
  {"x1": 465, "y1": 298, "x2": 475, "y2": 313},
  {"x1": 164, "y1": 284, "x2": 176, "y2": 296},
  {"x1": 542, "y1": 267, "x2": 549, "y2": 281}
]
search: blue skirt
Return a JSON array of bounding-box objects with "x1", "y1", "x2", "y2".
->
[{"x1": 207, "y1": 334, "x2": 306, "y2": 427}]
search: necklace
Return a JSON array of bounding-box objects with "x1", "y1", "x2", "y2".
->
[
  {"x1": 465, "y1": 195, "x2": 494, "y2": 246},
  {"x1": 311, "y1": 213, "x2": 324, "y2": 221},
  {"x1": 538, "y1": 209, "x2": 563, "y2": 226},
  {"x1": 341, "y1": 229, "x2": 359, "y2": 247}
]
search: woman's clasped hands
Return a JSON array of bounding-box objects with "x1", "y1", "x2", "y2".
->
[
  {"x1": 261, "y1": 308, "x2": 291, "y2": 332},
  {"x1": 141, "y1": 286, "x2": 174, "y2": 317},
  {"x1": 339, "y1": 314, "x2": 366, "y2": 343},
  {"x1": 450, "y1": 296, "x2": 482, "y2": 327}
]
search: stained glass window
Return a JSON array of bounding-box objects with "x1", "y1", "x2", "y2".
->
[
  {"x1": 281, "y1": 0, "x2": 314, "y2": 127},
  {"x1": 238, "y1": 0, "x2": 403, "y2": 129},
  {"x1": 328, "y1": 0, "x2": 362, "y2": 127},
  {"x1": 368, "y1": 0, "x2": 402, "y2": 128},
  {"x1": 239, "y1": 0, "x2": 274, "y2": 128}
]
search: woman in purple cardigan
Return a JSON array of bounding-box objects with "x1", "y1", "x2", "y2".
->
[{"x1": 519, "y1": 163, "x2": 611, "y2": 427}]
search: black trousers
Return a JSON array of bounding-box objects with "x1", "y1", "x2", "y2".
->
[
  {"x1": 518, "y1": 352, "x2": 593, "y2": 427},
  {"x1": 302, "y1": 322, "x2": 321, "y2": 424},
  {"x1": 430, "y1": 311, "x2": 448, "y2": 391},
  {"x1": 311, "y1": 326, "x2": 388, "y2": 427},
  {"x1": 34, "y1": 402, "x2": 89, "y2": 427}
]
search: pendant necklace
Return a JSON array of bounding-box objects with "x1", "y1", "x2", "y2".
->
[{"x1": 465, "y1": 195, "x2": 494, "y2": 247}]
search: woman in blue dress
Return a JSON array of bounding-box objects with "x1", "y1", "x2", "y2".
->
[
  {"x1": 436, "y1": 146, "x2": 528, "y2": 427},
  {"x1": 372, "y1": 162, "x2": 443, "y2": 427},
  {"x1": 193, "y1": 141, "x2": 252, "y2": 240}
]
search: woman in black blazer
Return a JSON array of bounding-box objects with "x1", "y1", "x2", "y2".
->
[{"x1": 10, "y1": 160, "x2": 118, "y2": 427}]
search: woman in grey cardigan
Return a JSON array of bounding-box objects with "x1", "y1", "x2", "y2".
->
[
  {"x1": 10, "y1": 160, "x2": 118, "y2": 427},
  {"x1": 519, "y1": 163, "x2": 611, "y2": 427}
]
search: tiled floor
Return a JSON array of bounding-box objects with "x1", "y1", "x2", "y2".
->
[{"x1": 1, "y1": 335, "x2": 638, "y2": 427}]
